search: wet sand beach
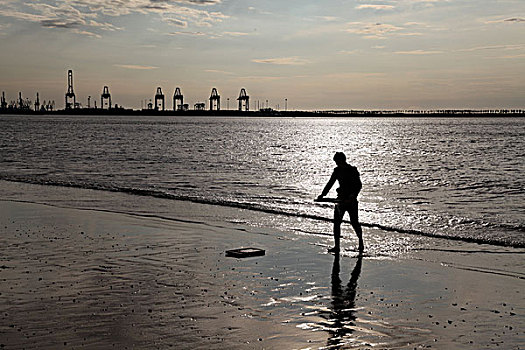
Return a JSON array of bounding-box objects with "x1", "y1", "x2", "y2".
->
[{"x1": 0, "y1": 182, "x2": 524, "y2": 349}]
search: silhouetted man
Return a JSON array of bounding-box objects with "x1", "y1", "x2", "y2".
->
[{"x1": 316, "y1": 152, "x2": 363, "y2": 253}]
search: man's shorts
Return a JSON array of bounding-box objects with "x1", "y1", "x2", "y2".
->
[{"x1": 334, "y1": 199, "x2": 359, "y2": 224}]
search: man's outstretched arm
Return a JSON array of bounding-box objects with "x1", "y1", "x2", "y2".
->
[{"x1": 317, "y1": 172, "x2": 337, "y2": 200}]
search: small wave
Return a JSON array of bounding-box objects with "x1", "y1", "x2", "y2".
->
[
  {"x1": 363, "y1": 222, "x2": 523, "y2": 248},
  {"x1": 439, "y1": 262, "x2": 525, "y2": 280},
  {"x1": 1, "y1": 176, "x2": 523, "y2": 248}
]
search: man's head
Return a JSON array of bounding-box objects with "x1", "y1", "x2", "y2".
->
[{"x1": 333, "y1": 152, "x2": 346, "y2": 165}]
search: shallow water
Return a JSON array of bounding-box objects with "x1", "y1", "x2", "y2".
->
[{"x1": 1, "y1": 115, "x2": 524, "y2": 247}]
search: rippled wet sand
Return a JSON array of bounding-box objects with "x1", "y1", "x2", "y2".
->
[{"x1": 1, "y1": 200, "x2": 523, "y2": 349}]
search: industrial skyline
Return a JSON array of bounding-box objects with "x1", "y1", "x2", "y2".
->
[
  {"x1": 0, "y1": 0, "x2": 524, "y2": 110},
  {"x1": 2, "y1": 68, "x2": 276, "y2": 111},
  {"x1": 1, "y1": 69, "x2": 279, "y2": 112}
]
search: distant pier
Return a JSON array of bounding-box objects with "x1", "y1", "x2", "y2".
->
[{"x1": 1, "y1": 107, "x2": 524, "y2": 118}]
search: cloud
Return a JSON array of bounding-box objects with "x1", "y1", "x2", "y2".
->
[
  {"x1": 314, "y1": 16, "x2": 340, "y2": 22},
  {"x1": 339, "y1": 49, "x2": 360, "y2": 55},
  {"x1": 405, "y1": 0, "x2": 448, "y2": 3},
  {"x1": 40, "y1": 18, "x2": 82, "y2": 29},
  {"x1": 223, "y1": 31, "x2": 252, "y2": 36},
  {"x1": 72, "y1": 29, "x2": 101, "y2": 38},
  {"x1": 247, "y1": 6, "x2": 274, "y2": 16},
  {"x1": 395, "y1": 50, "x2": 443, "y2": 55},
  {"x1": 404, "y1": 21, "x2": 427, "y2": 26},
  {"x1": 0, "y1": 2, "x2": 107, "y2": 37},
  {"x1": 185, "y1": 0, "x2": 222, "y2": 4},
  {"x1": 458, "y1": 45, "x2": 525, "y2": 60},
  {"x1": 252, "y1": 57, "x2": 311, "y2": 65},
  {"x1": 168, "y1": 31, "x2": 206, "y2": 36},
  {"x1": 160, "y1": 6, "x2": 228, "y2": 27},
  {"x1": 458, "y1": 44, "x2": 525, "y2": 52},
  {"x1": 71, "y1": 0, "x2": 222, "y2": 16},
  {"x1": 356, "y1": 4, "x2": 395, "y2": 10},
  {"x1": 164, "y1": 17, "x2": 188, "y2": 28},
  {"x1": 114, "y1": 64, "x2": 159, "y2": 70},
  {"x1": 88, "y1": 20, "x2": 120, "y2": 31},
  {"x1": 345, "y1": 21, "x2": 426, "y2": 38},
  {"x1": 204, "y1": 69, "x2": 234, "y2": 75},
  {"x1": 402, "y1": 0, "x2": 450, "y2": 6},
  {"x1": 497, "y1": 53, "x2": 525, "y2": 59},
  {"x1": 0, "y1": 0, "x2": 226, "y2": 37},
  {"x1": 485, "y1": 17, "x2": 525, "y2": 24},
  {"x1": 345, "y1": 22, "x2": 404, "y2": 39},
  {"x1": 397, "y1": 32, "x2": 423, "y2": 36},
  {"x1": 505, "y1": 18, "x2": 525, "y2": 22}
]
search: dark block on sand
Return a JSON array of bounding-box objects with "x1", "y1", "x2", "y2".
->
[{"x1": 225, "y1": 247, "x2": 266, "y2": 258}]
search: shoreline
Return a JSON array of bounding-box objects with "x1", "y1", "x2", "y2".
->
[
  {"x1": 1, "y1": 182, "x2": 524, "y2": 349},
  {"x1": 0, "y1": 178, "x2": 522, "y2": 249},
  {"x1": 1, "y1": 109, "x2": 525, "y2": 118}
]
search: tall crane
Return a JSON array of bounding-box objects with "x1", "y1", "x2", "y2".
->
[
  {"x1": 237, "y1": 88, "x2": 249, "y2": 111},
  {"x1": 209, "y1": 88, "x2": 220, "y2": 111},
  {"x1": 65, "y1": 70, "x2": 76, "y2": 109},
  {"x1": 101, "y1": 86, "x2": 112, "y2": 109}
]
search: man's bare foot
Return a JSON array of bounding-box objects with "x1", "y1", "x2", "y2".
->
[{"x1": 327, "y1": 246, "x2": 340, "y2": 253}]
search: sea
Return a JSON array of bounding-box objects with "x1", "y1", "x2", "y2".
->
[{"x1": 1, "y1": 114, "x2": 524, "y2": 249}]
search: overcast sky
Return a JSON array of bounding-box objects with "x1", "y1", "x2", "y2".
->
[{"x1": 0, "y1": 0, "x2": 524, "y2": 110}]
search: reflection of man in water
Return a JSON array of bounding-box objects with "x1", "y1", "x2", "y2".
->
[
  {"x1": 326, "y1": 254, "x2": 362, "y2": 347},
  {"x1": 317, "y1": 152, "x2": 363, "y2": 253}
]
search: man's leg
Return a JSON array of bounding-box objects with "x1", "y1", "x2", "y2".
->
[
  {"x1": 352, "y1": 222, "x2": 364, "y2": 251},
  {"x1": 330, "y1": 204, "x2": 344, "y2": 253},
  {"x1": 349, "y1": 201, "x2": 364, "y2": 251}
]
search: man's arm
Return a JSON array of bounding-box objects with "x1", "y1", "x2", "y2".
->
[
  {"x1": 317, "y1": 171, "x2": 337, "y2": 200},
  {"x1": 354, "y1": 169, "x2": 362, "y2": 196}
]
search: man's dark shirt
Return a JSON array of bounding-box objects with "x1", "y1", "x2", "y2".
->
[{"x1": 321, "y1": 163, "x2": 362, "y2": 199}]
